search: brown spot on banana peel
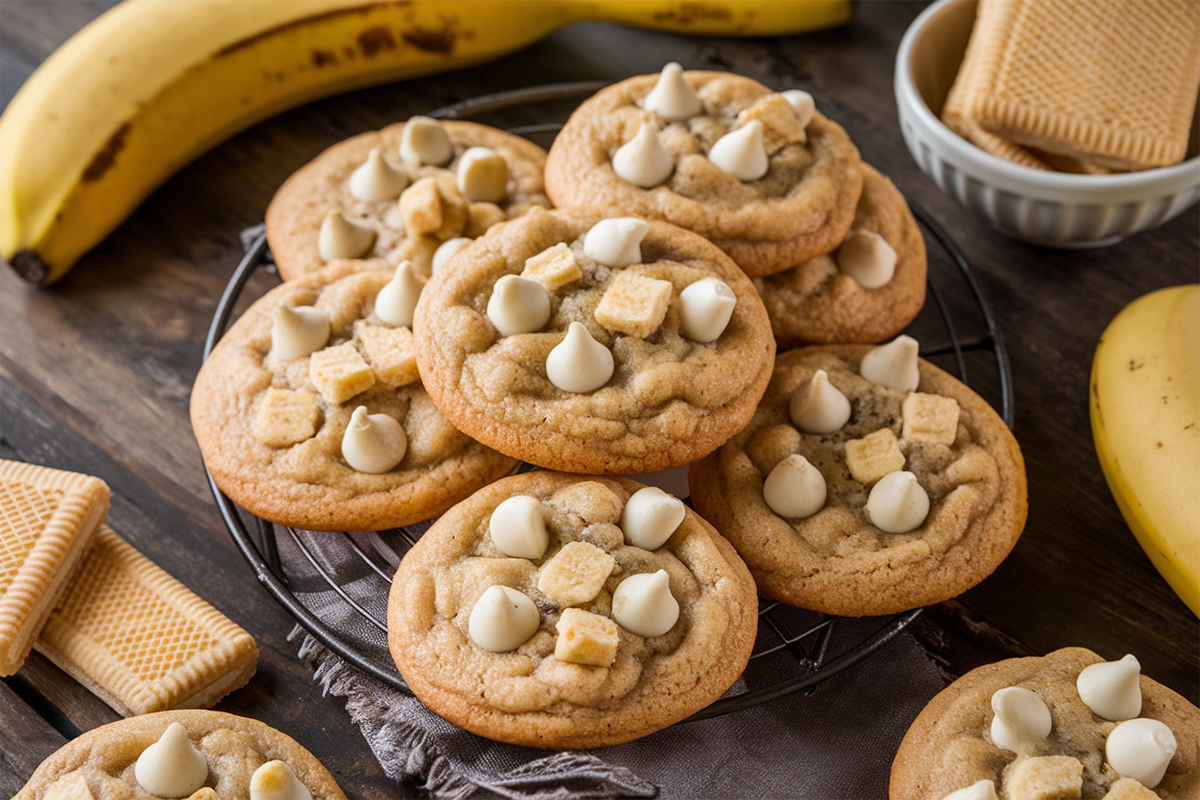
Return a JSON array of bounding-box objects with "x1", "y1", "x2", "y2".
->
[
  {"x1": 652, "y1": 2, "x2": 736, "y2": 26},
  {"x1": 216, "y1": 2, "x2": 413, "y2": 56},
  {"x1": 402, "y1": 21, "x2": 459, "y2": 54},
  {"x1": 82, "y1": 122, "x2": 131, "y2": 183},
  {"x1": 7, "y1": 250, "x2": 51, "y2": 285},
  {"x1": 358, "y1": 26, "x2": 397, "y2": 55}
]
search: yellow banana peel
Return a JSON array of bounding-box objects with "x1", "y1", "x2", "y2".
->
[
  {"x1": 0, "y1": 0, "x2": 852, "y2": 285},
  {"x1": 1090, "y1": 284, "x2": 1200, "y2": 617}
]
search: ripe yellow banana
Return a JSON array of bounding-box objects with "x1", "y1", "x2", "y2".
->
[
  {"x1": 0, "y1": 0, "x2": 851, "y2": 286},
  {"x1": 1090, "y1": 284, "x2": 1200, "y2": 617}
]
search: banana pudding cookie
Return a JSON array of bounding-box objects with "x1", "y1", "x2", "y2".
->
[
  {"x1": 191, "y1": 261, "x2": 517, "y2": 531},
  {"x1": 544, "y1": 64, "x2": 863, "y2": 277},
  {"x1": 412, "y1": 207, "x2": 775, "y2": 474},
  {"x1": 688, "y1": 340, "x2": 1026, "y2": 616},
  {"x1": 266, "y1": 117, "x2": 551, "y2": 281},
  {"x1": 387, "y1": 471, "x2": 758, "y2": 749},
  {"x1": 17, "y1": 709, "x2": 347, "y2": 799},
  {"x1": 754, "y1": 164, "x2": 927, "y2": 347},
  {"x1": 890, "y1": 648, "x2": 1200, "y2": 800}
]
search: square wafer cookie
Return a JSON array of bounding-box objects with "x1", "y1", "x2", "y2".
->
[
  {"x1": 0, "y1": 460, "x2": 109, "y2": 676},
  {"x1": 972, "y1": 0, "x2": 1200, "y2": 170},
  {"x1": 34, "y1": 526, "x2": 257, "y2": 716}
]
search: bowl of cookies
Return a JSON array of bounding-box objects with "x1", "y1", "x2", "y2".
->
[{"x1": 894, "y1": 0, "x2": 1200, "y2": 247}]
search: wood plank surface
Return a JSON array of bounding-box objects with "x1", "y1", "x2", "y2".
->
[{"x1": 2, "y1": 1, "x2": 1197, "y2": 796}]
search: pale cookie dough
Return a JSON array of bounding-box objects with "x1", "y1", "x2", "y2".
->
[
  {"x1": 413, "y1": 207, "x2": 776, "y2": 475},
  {"x1": 687, "y1": 345, "x2": 1027, "y2": 616},
  {"x1": 544, "y1": 69, "x2": 863, "y2": 277},
  {"x1": 890, "y1": 648, "x2": 1200, "y2": 800},
  {"x1": 190, "y1": 262, "x2": 517, "y2": 531},
  {"x1": 754, "y1": 164, "x2": 928, "y2": 347},
  {"x1": 17, "y1": 709, "x2": 347, "y2": 800},
  {"x1": 387, "y1": 471, "x2": 759, "y2": 749},
  {"x1": 266, "y1": 119, "x2": 551, "y2": 282}
]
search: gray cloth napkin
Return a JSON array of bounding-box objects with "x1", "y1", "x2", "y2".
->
[{"x1": 276, "y1": 524, "x2": 948, "y2": 799}]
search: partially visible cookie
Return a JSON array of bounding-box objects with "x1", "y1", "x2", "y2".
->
[
  {"x1": 387, "y1": 471, "x2": 759, "y2": 749},
  {"x1": 754, "y1": 164, "x2": 927, "y2": 347},
  {"x1": 191, "y1": 261, "x2": 518, "y2": 531},
  {"x1": 545, "y1": 66, "x2": 863, "y2": 277},
  {"x1": 413, "y1": 207, "x2": 776, "y2": 475},
  {"x1": 890, "y1": 647, "x2": 1200, "y2": 800},
  {"x1": 17, "y1": 709, "x2": 347, "y2": 800},
  {"x1": 266, "y1": 118, "x2": 551, "y2": 281},
  {"x1": 688, "y1": 342, "x2": 1027, "y2": 616}
]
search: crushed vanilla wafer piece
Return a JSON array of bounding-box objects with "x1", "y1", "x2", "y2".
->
[
  {"x1": 35, "y1": 526, "x2": 257, "y2": 717},
  {"x1": 253, "y1": 388, "x2": 319, "y2": 447},
  {"x1": 522, "y1": 242, "x2": 582, "y2": 291},
  {"x1": 309, "y1": 343, "x2": 375, "y2": 404},
  {"x1": 844, "y1": 428, "x2": 906, "y2": 486},
  {"x1": 594, "y1": 271, "x2": 673, "y2": 338},
  {"x1": 0, "y1": 460, "x2": 109, "y2": 676},
  {"x1": 357, "y1": 323, "x2": 420, "y2": 388}
]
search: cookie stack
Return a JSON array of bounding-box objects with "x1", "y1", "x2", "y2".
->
[{"x1": 193, "y1": 67, "x2": 1028, "y2": 747}]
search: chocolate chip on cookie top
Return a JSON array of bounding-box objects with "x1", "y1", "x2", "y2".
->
[
  {"x1": 688, "y1": 340, "x2": 1027, "y2": 616},
  {"x1": 387, "y1": 472, "x2": 758, "y2": 749},
  {"x1": 266, "y1": 118, "x2": 551, "y2": 282},
  {"x1": 413, "y1": 207, "x2": 776, "y2": 475},
  {"x1": 890, "y1": 648, "x2": 1200, "y2": 800},
  {"x1": 190, "y1": 262, "x2": 517, "y2": 532},
  {"x1": 544, "y1": 65, "x2": 863, "y2": 277}
]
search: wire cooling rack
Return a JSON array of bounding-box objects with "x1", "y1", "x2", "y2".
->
[{"x1": 203, "y1": 82, "x2": 1014, "y2": 722}]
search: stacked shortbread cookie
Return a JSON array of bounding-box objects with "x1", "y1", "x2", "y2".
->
[
  {"x1": 0, "y1": 459, "x2": 257, "y2": 716},
  {"x1": 943, "y1": 0, "x2": 1200, "y2": 173}
]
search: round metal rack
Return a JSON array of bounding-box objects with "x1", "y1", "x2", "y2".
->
[{"x1": 203, "y1": 82, "x2": 1014, "y2": 723}]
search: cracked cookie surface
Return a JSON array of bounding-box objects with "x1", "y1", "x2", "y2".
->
[
  {"x1": 387, "y1": 471, "x2": 759, "y2": 749},
  {"x1": 545, "y1": 70, "x2": 863, "y2": 277},
  {"x1": 413, "y1": 208, "x2": 776, "y2": 475},
  {"x1": 688, "y1": 345, "x2": 1026, "y2": 616}
]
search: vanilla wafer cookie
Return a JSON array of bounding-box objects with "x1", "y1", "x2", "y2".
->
[
  {"x1": 972, "y1": 0, "x2": 1200, "y2": 171},
  {"x1": 0, "y1": 460, "x2": 109, "y2": 676},
  {"x1": 34, "y1": 526, "x2": 257, "y2": 717}
]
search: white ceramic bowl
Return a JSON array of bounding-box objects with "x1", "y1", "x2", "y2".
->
[{"x1": 894, "y1": 0, "x2": 1200, "y2": 247}]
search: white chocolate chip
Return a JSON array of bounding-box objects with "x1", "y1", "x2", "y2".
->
[
  {"x1": 546, "y1": 322, "x2": 614, "y2": 393},
  {"x1": 1078, "y1": 654, "x2": 1143, "y2": 721},
  {"x1": 763, "y1": 454, "x2": 827, "y2": 519},
  {"x1": 456, "y1": 146, "x2": 508, "y2": 203},
  {"x1": 317, "y1": 208, "x2": 375, "y2": 261},
  {"x1": 489, "y1": 495, "x2": 549, "y2": 559},
  {"x1": 431, "y1": 237, "x2": 472, "y2": 273},
  {"x1": 341, "y1": 406, "x2": 406, "y2": 474},
  {"x1": 612, "y1": 569, "x2": 679, "y2": 638},
  {"x1": 621, "y1": 486, "x2": 686, "y2": 550},
  {"x1": 679, "y1": 276, "x2": 736, "y2": 343},
  {"x1": 860, "y1": 335, "x2": 920, "y2": 392},
  {"x1": 135, "y1": 722, "x2": 209, "y2": 799},
  {"x1": 250, "y1": 761, "x2": 312, "y2": 800},
  {"x1": 1106, "y1": 718, "x2": 1177, "y2": 789},
  {"x1": 271, "y1": 305, "x2": 330, "y2": 361},
  {"x1": 866, "y1": 471, "x2": 929, "y2": 533},
  {"x1": 399, "y1": 115, "x2": 453, "y2": 166},
  {"x1": 789, "y1": 369, "x2": 851, "y2": 434},
  {"x1": 612, "y1": 121, "x2": 674, "y2": 188},
  {"x1": 468, "y1": 585, "x2": 540, "y2": 652},
  {"x1": 838, "y1": 230, "x2": 897, "y2": 289},
  {"x1": 583, "y1": 217, "x2": 649, "y2": 268},
  {"x1": 781, "y1": 89, "x2": 816, "y2": 129},
  {"x1": 940, "y1": 780, "x2": 998, "y2": 800},
  {"x1": 642, "y1": 62, "x2": 702, "y2": 121},
  {"x1": 348, "y1": 148, "x2": 409, "y2": 202},
  {"x1": 708, "y1": 120, "x2": 769, "y2": 182},
  {"x1": 374, "y1": 261, "x2": 423, "y2": 329},
  {"x1": 989, "y1": 686, "x2": 1052, "y2": 753},
  {"x1": 487, "y1": 274, "x2": 551, "y2": 336}
]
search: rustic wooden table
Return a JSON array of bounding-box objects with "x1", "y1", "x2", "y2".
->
[{"x1": 2, "y1": 2, "x2": 1197, "y2": 797}]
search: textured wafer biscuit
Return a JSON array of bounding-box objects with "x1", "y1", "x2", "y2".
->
[
  {"x1": 17, "y1": 709, "x2": 347, "y2": 800},
  {"x1": 0, "y1": 460, "x2": 109, "y2": 676},
  {"x1": 971, "y1": 0, "x2": 1200, "y2": 170},
  {"x1": 34, "y1": 526, "x2": 257, "y2": 717}
]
